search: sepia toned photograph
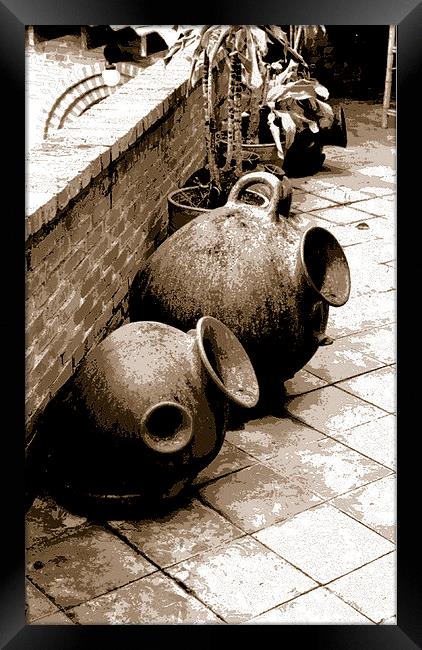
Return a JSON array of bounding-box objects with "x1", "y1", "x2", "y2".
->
[{"x1": 25, "y1": 24, "x2": 396, "y2": 627}]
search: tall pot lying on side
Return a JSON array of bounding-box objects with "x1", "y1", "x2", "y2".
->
[
  {"x1": 43, "y1": 317, "x2": 259, "y2": 514},
  {"x1": 130, "y1": 171, "x2": 351, "y2": 410}
]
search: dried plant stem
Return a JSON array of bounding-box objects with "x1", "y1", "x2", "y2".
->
[
  {"x1": 294, "y1": 26, "x2": 303, "y2": 51},
  {"x1": 202, "y1": 51, "x2": 220, "y2": 189},
  {"x1": 232, "y1": 51, "x2": 243, "y2": 176},
  {"x1": 246, "y1": 86, "x2": 261, "y2": 143},
  {"x1": 223, "y1": 51, "x2": 235, "y2": 172}
]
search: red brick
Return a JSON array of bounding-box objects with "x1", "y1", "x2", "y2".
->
[
  {"x1": 25, "y1": 389, "x2": 50, "y2": 424},
  {"x1": 113, "y1": 249, "x2": 129, "y2": 274},
  {"x1": 37, "y1": 357, "x2": 63, "y2": 398},
  {"x1": 112, "y1": 283, "x2": 128, "y2": 309},
  {"x1": 29, "y1": 225, "x2": 63, "y2": 267},
  {"x1": 26, "y1": 263, "x2": 46, "y2": 295},
  {"x1": 74, "y1": 291, "x2": 96, "y2": 325},
  {"x1": 83, "y1": 299, "x2": 104, "y2": 331},
  {"x1": 101, "y1": 277, "x2": 120, "y2": 305},
  {"x1": 70, "y1": 215, "x2": 92, "y2": 244},
  {"x1": 26, "y1": 345, "x2": 52, "y2": 387},
  {"x1": 86, "y1": 222, "x2": 104, "y2": 250},
  {"x1": 60, "y1": 290, "x2": 82, "y2": 324},
  {"x1": 45, "y1": 236, "x2": 71, "y2": 272},
  {"x1": 50, "y1": 328, "x2": 70, "y2": 360},
  {"x1": 45, "y1": 272, "x2": 59, "y2": 297},
  {"x1": 92, "y1": 302, "x2": 113, "y2": 337},
  {"x1": 64, "y1": 248, "x2": 85, "y2": 275},
  {"x1": 73, "y1": 256, "x2": 92, "y2": 284},
  {"x1": 50, "y1": 360, "x2": 73, "y2": 396},
  {"x1": 26, "y1": 313, "x2": 44, "y2": 343},
  {"x1": 91, "y1": 236, "x2": 109, "y2": 261},
  {"x1": 45, "y1": 285, "x2": 69, "y2": 320},
  {"x1": 81, "y1": 265, "x2": 101, "y2": 297},
  {"x1": 112, "y1": 217, "x2": 125, "y2": 239},
  {"x1": 122, "y1": 211, "x2": 137, "y2": 237},
  {"x1": 72, "y1": 339, "x2": 88, "y2": 369},
  {"x1": 92, "y1": 196, "x2": 111, "y2": 226},
  {"x1": 103, "y1": 243, "x2": 120, "y2": 268}
]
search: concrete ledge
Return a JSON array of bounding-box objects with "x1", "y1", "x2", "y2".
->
[{"x1": 26, "y1": 49, "x2": 195, "y2": 239}]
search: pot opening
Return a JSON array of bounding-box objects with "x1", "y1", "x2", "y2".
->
[
  {"x1": 301, "y1": 227, "x2": 351, "y2": 306},
  {"x1": 140, "y1": 402, "x2": 193, "y2": 454},
  {"x1": 196, "y1": 316, "x2": 259, "y2": 409}
]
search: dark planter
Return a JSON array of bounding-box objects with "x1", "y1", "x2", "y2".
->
[
  {"x1": 238, "y1": 104, "x2": 348, "y2": 178},
  {"x1": 42, "y1": 317, "x2": 258, "y2": 515},
  {"x1": 131, "y1": 171, "x2": 351, "y2": 410},
  {"x1": 168, "y1": 176, "x2": 269, "y2": 235}
]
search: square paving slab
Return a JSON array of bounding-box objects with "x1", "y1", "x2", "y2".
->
[
  {"x1": 254, "y1": 503, "x2": 394, "y2": 584},
  {"x1": 26, "y1": 525, "x2": 156, "y2": 608},
  {"x1": 167, "y1": 536, "x2": 317, "y2": 624}
]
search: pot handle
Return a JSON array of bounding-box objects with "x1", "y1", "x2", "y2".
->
[{"x1": 226, "y1": 171, "x2": 291, "y2": 222}]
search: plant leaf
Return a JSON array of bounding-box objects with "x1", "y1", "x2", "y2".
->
[
  {"x1": 246, "y1": 28, "x2": 263, "y2": 88},
  {"x1": 207, "y1": 26, "x2": 231, "y2": 66},
  {"x1": 267, "y1": 79, "x2": 317, "y2": 103},
  {"x1": 250, "y1": 26, "x2": 269, "y2": 55},
  {"x1": 315, "y1": 99, "x2": 334, "y2": 127},
  {"x1": 263, "y1": 25, "x2": 289, "y2": 47},
  {"x1": 277, "y1": 110, "x2": 297, "y2": 149},
  {"x1": 267, "y1": 111, "x2": 285, "y2": 160},
  {"x1": 314, "y1": 82, "x2": 330, "y2": 100}
]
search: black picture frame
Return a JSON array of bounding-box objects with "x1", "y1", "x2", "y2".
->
[{"x1": 2, "y1": 0, "x2": 420, "y2": 647}]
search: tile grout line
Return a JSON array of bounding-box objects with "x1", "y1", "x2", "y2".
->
[
  {"x1": 253, "y1": 531, "x2": 395, "y2": 608},
  {"x1": 327, "y1": 494, "x2": 396, "y2": 544},
  {"x1": 102, "y1": 521, "x2": 229, "y2": 623},
  {"x1": 245, "y1": 583, "x2": 375, "y2": 625}
]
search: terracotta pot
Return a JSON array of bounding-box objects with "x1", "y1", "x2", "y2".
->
[
  {"x1": 167, "y1": 184, "x2": 269, "y2": 235},
  {"x1": 131, "y1": 171, "x2": 351, "y2": 408},
  {"x1": 319, "y1": 106, "x2": 348, "y2": 148},
  {"x1": 44, "y1": 317, "x2": 259, "y2": 510}
]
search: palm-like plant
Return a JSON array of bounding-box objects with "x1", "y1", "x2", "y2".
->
[{"x1": 164, "y1": 25, "x2": 340, "y2": 205}]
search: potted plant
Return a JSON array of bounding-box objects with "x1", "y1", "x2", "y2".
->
[
  {"x1": 164, "y1": 25, "x2": 346, "y2": 232},
  {"x1": 164, "y1": 26, "x2": 274, "y2": 233},
  {"x1": 241, "y1": 25, "x2": 347, "y2": 177}
]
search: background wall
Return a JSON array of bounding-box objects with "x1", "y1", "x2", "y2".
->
[
  {"x1": 25, "y1": 53, "x2": 206, "y2": 446},
  {"x1": 301, "y1": 26, "x2": 392, "y2": 100}
]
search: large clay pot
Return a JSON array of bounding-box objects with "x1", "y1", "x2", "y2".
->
[
  {"x1": 131, "y1": 171, "x2": 351, "y2": 408},
  {"x1": 44, "y1": 317, "x2": 259, "y2": 511}
]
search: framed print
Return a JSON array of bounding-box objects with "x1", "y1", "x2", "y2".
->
[{"x1": 1, "y1": 0, "x2": 420, "y2": 647}]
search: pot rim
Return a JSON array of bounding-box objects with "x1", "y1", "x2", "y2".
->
[
  {"x1": 139, "y1": 400, "x2": 194, "y2": 455},
  {"x1": 195, "y1": 315, "x2": 259, "y2": 409},
  {"x1": 168, "y1": 185, "x2": 270, "y2": 212},
  {"x1": 168, "y1": 185, "x2": 210, "y2": 213},
  {"x1": 300, "y1": 225, "x2": 351, "y2": 307}
]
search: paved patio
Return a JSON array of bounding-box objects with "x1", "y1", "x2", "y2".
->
[{"x1": 25, "y1": 99, "x2": 396, "y2": 625}]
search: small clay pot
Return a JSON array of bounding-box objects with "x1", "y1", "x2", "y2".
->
[{"x1": 43, "y1": 317, "x2": 259, "y2": 513}]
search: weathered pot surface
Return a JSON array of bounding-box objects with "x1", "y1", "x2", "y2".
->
[
  {"x1": 131, "y1": 171, "x2": 351, "y2": 408},
  {"x1": 44, "y1": 317, "x2": 259, "y2": 513}
]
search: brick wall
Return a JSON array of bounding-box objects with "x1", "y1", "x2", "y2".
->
[
  {"x1": 25, "y1": 51, "x2": 207, "y2": 446},
  {"x1": 26, "y1": 33, "x2": 145, "y2": 150}
]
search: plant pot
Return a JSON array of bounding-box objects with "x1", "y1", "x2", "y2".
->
[
  {"x1": 283, "y1": 130, "x2": 326, "y2": 177},
  {"x1": 239, "y1": 105, "x2": 348, "y2": 178},
  {"x1": 319, "y1": 106, "x2": 348, "y2": 148},
  {"x1": 168, "y1": 180, "x2": 269, "y2": 235},
  {"x1": 132, "y1": 171, "x2": 351, "y2": 411},
  {"x1": 42, "y1": 317, "x2": 259, "y2": 514}
]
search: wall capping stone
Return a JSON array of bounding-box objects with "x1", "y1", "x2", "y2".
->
[{"x1": 26, "y1": 47, "x2": 196, "y2": 241}]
